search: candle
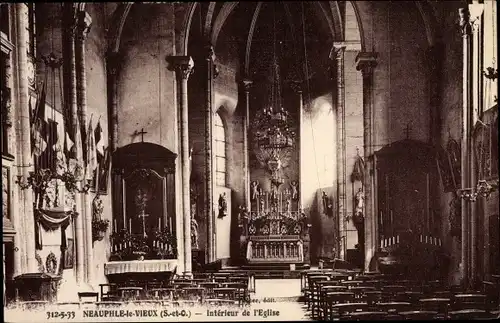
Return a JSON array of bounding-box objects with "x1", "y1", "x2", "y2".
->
[
  {"x1": 114, "y1": 219, "x2": 117, "y2": 233},
  {"x1": 129, "y1": 219, "x2": 132, "y2": 234},
  {"x1": 158, "y1": 218, "x2": 161, "y2": 230},
  {"x1": 169, "y1": 217, "x2": 172, "y2": 233}
]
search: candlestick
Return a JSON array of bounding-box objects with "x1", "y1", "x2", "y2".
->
[
  {"x1": 114, "y1": 219, "x2": 117, "y2": 233},
  {"x1": 158, "y1": 217, "x2": 161, "y2": 230},
  {"x1": 129, "y1": 218, "x2": 132, "y2": 234},
  {"x1": 169, "y1": 217, "x2": 172, "y2": 233}
]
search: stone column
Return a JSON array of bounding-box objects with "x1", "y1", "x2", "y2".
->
[
  {"x1": 467, "y1": 2, "x2": 483, "y2": 288},
  {"x1": 242, "y1": 79, "x2": 252, "y2": 211},
  {"x1": 331, "y1": 44, "x2": 347, "y2": 260},
  {"x1": 355, "y1": 52, "x2": 378, "y2": 271},
  {"x1": 63, "y1": 3, "x2": 84, "y2": 284},
  {"x1": 459, "y1": 7, "x2": 472, "y2": 289},
  {"x1": 2, "y1": 23, "x2": 22, "y2": 277},
  {"x1": 107, "y1": 52, "x2": 121, "y2": 152},
  {"x1": 75, "y1": 10, "x2": 93, "y2": 287},
  {"x1": 204, "y1": 46, "x2": 216, "y2": 264},
  {"x1": 15, "y1": 3, "x2": 37, "y2": 273},
  {"x1": 170, "y1": 56, "x2": 194, "y2": 275},
  {"x1": 297, "y1": 88, "x2": 304, "y2": 210}
]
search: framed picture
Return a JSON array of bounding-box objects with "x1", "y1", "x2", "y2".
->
[
  {"x1": 64, "y1": 238, "x2": 74, "y2": 269},
  {"x1": 91, "y1": 147, "x2": 111, "y2": 195}
]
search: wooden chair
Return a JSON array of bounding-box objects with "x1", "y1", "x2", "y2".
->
[
  {"x1": 306, "y1": 275, "x2": 330, "y2": 311},
  {"x1": 148, "y1": 288, "x2": 175, "y2": 300},
  {"x1": 381, "y1": 285, "x2": 407, "y2": 302},
  {"x1": 99, "y1": 283, "x2": 119, "y2": 302},
  {"x1": 419, "y1": 297, "x2": 450, "y2": 318},
  {"x1": 324, "y1": 292, "x2": 356, "y2": 321},
  {"x1": 449, "y1": 309, "x2": 493, "y2": 320},
  {"x1": 399, "y1": 310, "x2": 438, "y2": 320},
  {"x1": 95, "y1": 301, "x2": 123, "y2": 308},
  {"x1": 344, "y1": 311, "x2": 388, "y2": 320},
  {"x1": 175, "y1": 286, "x2": 205, "y2": 303},
  {"x1": 377, "y1": 301, "x2": 413, "y2": 314},
  {"x1": 118, "y1": 287, "x2": 143, "y2": 302},
  {"x1": 350, "y1": 286, "x2": 376, "y2": 301},
  {"x1": 78, "y1": 291, "x2": 99, "y2": 303},
  {"x1": 332, "y1": 302, "x2": 370, "y2": 319},
  {"x1": 395, "y1": 291, "x2": 423, "y2": 304},
  {"x1": 453, "y1": 294, "x2": 488, "y2": 311},
  {"x1": 205, "y1": 298, "x2": 239, "y2": 306},
  {"x1": 363, "y1": 290, "x2": 383, "y2": 306},
  {"x1": 212, "y1": 287, "x2": 238, "y2": 301}
]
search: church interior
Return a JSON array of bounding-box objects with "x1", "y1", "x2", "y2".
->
[{"x1": 2, "y1": 1, "x2": 499, "y2": 320}]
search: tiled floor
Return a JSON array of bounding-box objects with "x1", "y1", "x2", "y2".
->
[{"x1": 4, "y1": 278, "x2": 311, "y2": 322}]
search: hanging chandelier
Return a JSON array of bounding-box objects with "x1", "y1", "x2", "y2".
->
[{"x1": 251, "y1": 4, "x2": 295, "y2": 188}]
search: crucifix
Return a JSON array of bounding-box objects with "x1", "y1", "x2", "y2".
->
[
  {"x1": 138, "y1": 210, "x2": 149, "y2": 238},
  {"x1": 404, "y1": 123, "x2": 412, "y2": 139}
]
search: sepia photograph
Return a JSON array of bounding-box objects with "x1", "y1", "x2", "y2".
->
[{"x1": 1, "y1": 1, "x2": 499, "y2": 322}]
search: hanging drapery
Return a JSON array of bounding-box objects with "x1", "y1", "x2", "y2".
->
[
  {"x1": 34, "y1": 209, "x2": 74, "y2": 250},
  {"x1": 351, "y1": 154, "x2": 365, "y2": 183}
]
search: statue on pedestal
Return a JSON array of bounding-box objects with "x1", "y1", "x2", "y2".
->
[{"x1": 218, "y1": 192, "x2": 227, "y2": 218}]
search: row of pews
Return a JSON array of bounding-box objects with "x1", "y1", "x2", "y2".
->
[
  {"x1": 11, "y1": 272, "x2": 253, "y2": 311},
  {"x1": 301, "y1": 269, "x2": 500, "y2": 320}
]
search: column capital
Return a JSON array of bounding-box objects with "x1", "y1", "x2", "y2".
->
[
  {"x1": 205, "y1": 44, "x2": 216, "y2": 62},
  {"x1": 458, "y1": 8, "x2": 472, "y2": 37},
  {"x1": 241, "y1": 79, "x2": 253, "y2": 91},
  {"x1": 329, "y1": 42, "x2": 346, "y2": 61},
  {"x1": 167, "y1": 56, "x2": 195, "y2": 80},
  {"x1": 469, "y1": 3, "x2": 484, "y2": 33},
  {"x1": 355, "y1": 52, "x2": 378, "y2": 76},
  {"x1": 289, "y1": 80, "x2": 303, "y2": 94},
  {"x1": 76, "y1": 11, "x2": 92, "y2": 42}
]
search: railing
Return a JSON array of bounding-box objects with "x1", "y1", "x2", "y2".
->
[{"x1": 246, "y1": 235, "x2": 304, "y2": 263}]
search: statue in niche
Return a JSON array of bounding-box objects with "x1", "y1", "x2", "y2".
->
[
  {"x1": 251, "y1": 181, "x2": 259, "y2": 201},
  {"x1": 290, "y1": 181, "x2": 299, "y2": 200},
  {"x1": 218, "y1": 192, "x2": 227, "y2": 218},
  {"x1": 322, "y1": 191, "x2": 333, "y2": 217}
]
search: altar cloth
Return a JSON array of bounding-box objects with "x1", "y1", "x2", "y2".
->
[{"x1": 104, "y1": 259, "x2": 178, "y2": 275}]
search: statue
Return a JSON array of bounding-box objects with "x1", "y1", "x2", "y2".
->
[
  {"x1": 353, "y1": 188, "x2": 364, "y2": 224},
  {"x1": 290, "y1": 181, "x2": 299, "y2": 200},
  {"x1": 322, "y1": 191, "x2": 333, "y2": 217},
  {"x1": 251, "y1": 181, "x2": 259, "y2": 201},
  {"x1": 191, "y1": 213, "x2": 199, "y2": 249},
  {"x1": 218, "y1": 192, "x2": 227, "y2": 218}
]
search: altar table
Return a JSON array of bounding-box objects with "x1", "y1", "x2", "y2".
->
[{"x1": 104, "y1": 259, "x2": 178, "y2": 275}]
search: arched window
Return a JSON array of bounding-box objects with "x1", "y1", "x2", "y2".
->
[
  {"x1": 214, "y1": 112, "x2": 226, "y2": 187},
  {"x1": 482, "y1": 1, "x2": 497, "y2": 111}
]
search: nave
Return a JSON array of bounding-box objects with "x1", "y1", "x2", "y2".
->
[{"x1": 5, "y1": 267, "x2": 500, "y2": 321}]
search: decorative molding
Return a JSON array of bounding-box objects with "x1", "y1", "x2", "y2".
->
[
  {"x1": 167, "y1": 56, "x2": 194, "y2": 80},
  {"x1": 0, "y1": 32, "x2": 14, "y2": 55},
  {"x1": 76, "y1": 11, "x2": 92, "y2": 42},
  {"x1": 355, "y1": 52, "x2": 378, "y2": 76}
]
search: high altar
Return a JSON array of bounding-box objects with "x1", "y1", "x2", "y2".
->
[
  {"x1": 240, "y1": 181, "x2": 309, "y2": 264},
  {"x1": 239, "y1": 51, "x2": 310, "y2": 265}
]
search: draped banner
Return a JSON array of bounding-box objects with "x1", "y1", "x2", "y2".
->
[{"x1": 34, "y1": 209, "x2": 75, "y2": 250}]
